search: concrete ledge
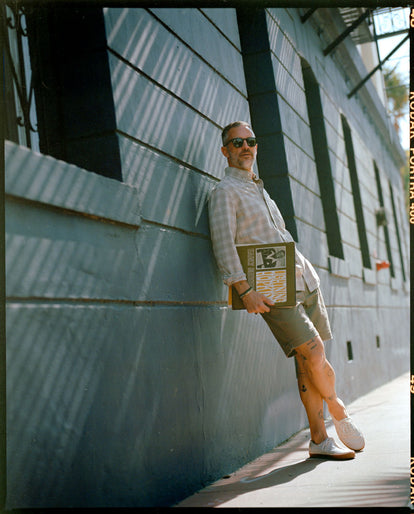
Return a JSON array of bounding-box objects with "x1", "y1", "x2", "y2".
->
[
  {"x1": 328, "y1": 255, "x2": 350, "y2": 279},
  {"x1": 390, "y1": 277, "x2": 399, "y2": 292},
  {"x1": 5, "y1": 140, "x2": 142, "y2": 227},
  {"x1": 362, "y1": 267, "x2": 376, "y2": 286}
]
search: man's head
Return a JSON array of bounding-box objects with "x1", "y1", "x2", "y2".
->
[{"x1": 221, "y1": 121, "x2": 257, "y2": 172}]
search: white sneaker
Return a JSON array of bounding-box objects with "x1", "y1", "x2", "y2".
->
[
  {"x1": 332, "y1": 416, "x2": 365, "y2": 451},
  {"x1": 309, "y1": 437, "x2": 355, "y2": 460}
]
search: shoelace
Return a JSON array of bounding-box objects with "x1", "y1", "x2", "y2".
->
[{"x1": 319, "y1": 437, "x2": 335, "y2": 450}]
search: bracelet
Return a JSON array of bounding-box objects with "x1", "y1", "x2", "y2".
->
[{"x1": 239, "y1": 287, "x2": 253, "y2": 299}]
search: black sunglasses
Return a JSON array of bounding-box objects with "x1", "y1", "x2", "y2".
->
[{"x1": 225, "y1": 137, "x2": 257, "y2": 148}]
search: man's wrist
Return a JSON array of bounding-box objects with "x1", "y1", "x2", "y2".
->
[
  {"x1": 233, "y1": 280, "x2": 250, "y2": 295},
  {"x1": 239, "y1": 286, "x2": 253, "y2": 299}
]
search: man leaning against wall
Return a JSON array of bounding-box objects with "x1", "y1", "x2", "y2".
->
[{"x1": 208, "y1": 121, "x2": 365, "y2": 460}]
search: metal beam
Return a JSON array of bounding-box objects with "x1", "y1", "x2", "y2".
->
[
  {"x1": 323, "y1": 8, "x2": 372, "y2": 56},
  {"x1": 372, "y1": 6, "x2": 383, "y2": 74},
  {"x1": 375, "y1": 28, "x2": 409, "y2": 40},
  {"x1": 301, "y1": 8, "x2": 317, "y2": 23},
  {"x1": 347, "y1": 33, "x2": 409, "y2": 98}
]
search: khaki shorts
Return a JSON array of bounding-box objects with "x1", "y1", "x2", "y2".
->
[{"x1": 261, "y1": 286, "x2": 332, "y2": 358}]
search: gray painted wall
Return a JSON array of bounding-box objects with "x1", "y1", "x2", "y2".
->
[{"x1": 5, "y1": 7, "x2": 409, "y2": 508}]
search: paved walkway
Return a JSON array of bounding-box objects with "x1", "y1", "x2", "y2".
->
[{"x1": 176, "y1": 372, "x2": 411, "y2": 508}]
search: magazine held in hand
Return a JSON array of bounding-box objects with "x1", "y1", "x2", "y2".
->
[{"x1": 229, "y1": 242, "x2": 296, "y2": 310}]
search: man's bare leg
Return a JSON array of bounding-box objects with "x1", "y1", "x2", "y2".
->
[
  {"x1": 294, "y1": 335, "x2": 347, "y2": 422},
  {"x1": 295, "y1": 355, "x2": 328, "y2": 444}
]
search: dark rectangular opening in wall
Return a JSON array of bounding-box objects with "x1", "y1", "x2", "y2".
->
[
  {"x1": 389, "y1": 181, "x2": 405, "y2": 281},
  {"x1": 376, "y1": 335, "x2": 380, "y2": 349},
  {"x1": 301, "y1": 59, "x2": 344, "y2": 259},
  {"x1": 346, "y1": 341, "x2": 353, "y2": 361},
  {"x1": 25, "y1": 6, "x2": 123, "y2": 180},
  {"x1": 373, "y1": 163, "x2": 394, "y2": 277},
  {"x1": 341, "y1": 115, "x2": 371, "y2": 269}
]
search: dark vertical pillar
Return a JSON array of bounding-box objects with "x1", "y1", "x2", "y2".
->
[
  {"x1": 237, "y1": 8, "x2": 297, "y2": 241},
  {"x1": 0, "y1": 5, "x2": 6, "y2": 508}
]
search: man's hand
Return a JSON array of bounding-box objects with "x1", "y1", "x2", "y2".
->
[
  {"x1": 233, "y1": 280, "x2": 274, "y2": 314},
  {"x1": 242, "y1": 289, "x2": 274, "y2": 314}
]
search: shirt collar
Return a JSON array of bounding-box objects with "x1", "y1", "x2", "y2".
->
[{"x1": 225, "y1": 166, "x2": 258, "y2": 183}]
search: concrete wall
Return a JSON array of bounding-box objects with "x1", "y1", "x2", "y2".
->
[
  {"x1": 5, "y1": 7, "x2": 409, "y2": 508},
  {"x1": 263, "y1": 7, "x2": 409, "y2": 397}
]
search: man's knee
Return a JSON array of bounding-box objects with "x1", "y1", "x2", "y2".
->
[{"x1": 296, "y1": 336, "x2": 326, "y2": 369}]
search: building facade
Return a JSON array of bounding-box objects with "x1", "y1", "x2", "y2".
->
[{"x1": 4, "y1": 5, "x2": 409, "y2": 508}]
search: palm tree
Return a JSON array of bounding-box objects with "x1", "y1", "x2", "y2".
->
[{"x1": 383, "y1": 64, "x2": 408, "y2": 135}]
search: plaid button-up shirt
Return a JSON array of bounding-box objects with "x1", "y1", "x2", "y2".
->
[{"x1": 208, "y1": 166, "x2": 320, "y2": 291}]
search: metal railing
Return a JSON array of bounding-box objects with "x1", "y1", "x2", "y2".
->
[{"x1": 3, "y1": 2, "x2": 39, "y2": 151}]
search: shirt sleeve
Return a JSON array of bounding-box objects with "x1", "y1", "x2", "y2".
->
[{"x1": 208, "y1": 185, "x2": 247, "y2": 286}]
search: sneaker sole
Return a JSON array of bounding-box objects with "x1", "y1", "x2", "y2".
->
[
  {"x1": 309, "y1": 451, "x2": 355, "y2": 460},
  {"x1": 342, "y1": 441, "x2": 365, "y2": 452},
  {"x1": 332, "y1": 419, "x2": 365, "y2": 452}
]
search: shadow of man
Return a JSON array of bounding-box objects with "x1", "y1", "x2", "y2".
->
[{"x1": 201, "y1": 457, "x2": 327, "y2": 507}]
